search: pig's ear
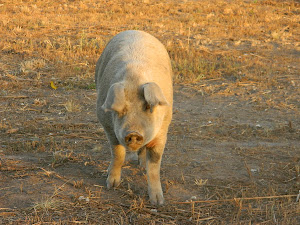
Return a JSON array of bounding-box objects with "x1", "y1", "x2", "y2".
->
[
  {"x1": 101, "y1": 83, "x2": 125, "y2": 113},
  {"x1": 142, "y1": 82, "x2": 168, "y2": 111}
]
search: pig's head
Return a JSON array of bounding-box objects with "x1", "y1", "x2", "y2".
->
[{"x1": 101, "y1": 82, "x2": 168, "y2": 151}]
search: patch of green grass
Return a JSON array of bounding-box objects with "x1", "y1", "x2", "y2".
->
[{"x1": 86, "y1": 82, "x2": 96, "y2": 89}]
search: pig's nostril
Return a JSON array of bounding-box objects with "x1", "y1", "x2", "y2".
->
[{"x1": 125, "y1": 132, "x2": 143, "y2": 145}]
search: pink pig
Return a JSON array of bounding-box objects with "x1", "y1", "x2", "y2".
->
[{"x1": 95, "y1": 30, "x2": 173, "y2": 205}]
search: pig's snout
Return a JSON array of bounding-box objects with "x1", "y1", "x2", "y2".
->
[{"x1": 125, "y1": 132, "x2": 144, "y2": 151}]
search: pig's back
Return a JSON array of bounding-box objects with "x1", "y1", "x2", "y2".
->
[{"x1": 96, "y1": 30, "x2": 172, "y2": 86}]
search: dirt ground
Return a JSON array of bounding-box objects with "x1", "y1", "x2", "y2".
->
[
  {"x1": 1, "y1": 77, "x2": 299, "y2": 224},
  {"x1": 0, "y1": 0, "x2": 300, "y2": 224}
]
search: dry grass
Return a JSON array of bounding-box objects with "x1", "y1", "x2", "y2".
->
[
  {"x1": 1, "y1": 0, "x2": 298, "y2": 110},
  {"x1": 19, "y1": 58, "x2": 46, "y2": 74},
  {"x1": 1, "y1": 0, "x2": 299, "y2": 85},
  {"x1": 0, "y1": 0, "x2": 299, "y2": 224},
  {"x1": 63, "y1": 100, "x2": 82, "y2": 112}
]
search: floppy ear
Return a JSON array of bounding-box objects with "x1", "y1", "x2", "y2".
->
[
  {"x1": 101, "y1": 83, "x2": 125, "y2": 113},
  {"x1": 142, "y1": 82, "x2": 168, "y2": 112}
]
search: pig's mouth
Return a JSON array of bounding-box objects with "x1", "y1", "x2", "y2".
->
[{"x1": 127, "y1": 144, "x2": 142, "y2": 151}]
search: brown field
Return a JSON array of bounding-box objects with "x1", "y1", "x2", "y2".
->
[{"x1": 0, "y1": 0, "x2": 299, "y2": 224}]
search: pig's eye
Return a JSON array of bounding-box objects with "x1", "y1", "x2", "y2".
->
[
  {"x1": 144, "y1": 103, "x2": 153, "y2": 113},
  {"x1": 145, "y1": 104, "x2": 151, "y2": 111}
]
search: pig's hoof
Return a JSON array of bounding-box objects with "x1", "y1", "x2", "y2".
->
[
  {"x1": 106, "y1": 176, "x2": 121, "y2": 189},
  {"x1": 149, "y1": 191, "x2": 164, "y2": 206}
]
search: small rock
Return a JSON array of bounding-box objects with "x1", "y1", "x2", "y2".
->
[
  {"x1": 78, "y1": 196, "x2": 85, "y2": 201},
  {"x1": 250, "y1": 169, "x2": 259, "y2": 173},
  {"x1": 190, "y1": 196, "x2": 197, "y2": 200}
]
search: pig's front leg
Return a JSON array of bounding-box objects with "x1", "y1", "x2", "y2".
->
[
  {"x1": 107, "y1": 144, "x2": 126, "y2": 188},
  {"x1": 138, "y1": 147, "x2": 146, "y2": 168},
  {"x1": 146, "y1": 141, "x2": 165, "y2": 205}
]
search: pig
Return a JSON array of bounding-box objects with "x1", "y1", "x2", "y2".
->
[{"x1": 95, "y1": 30, "x2": 173, "y2": 205}]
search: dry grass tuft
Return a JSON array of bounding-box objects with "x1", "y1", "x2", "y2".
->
[
  {"x1": 20, "y1": 59, "x2": 46, "y2": 74},
  {"x1": 194, "y1": 178, "x2": 208, "y2": 186},
  {"x1": 33, "y1": 198, "x2": 61, "y2": 212},
  {"x1": 63, "y1": 100, "x2": 81, "y2": 112}
]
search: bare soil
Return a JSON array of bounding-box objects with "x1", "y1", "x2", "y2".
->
[{"x1": 1, "y1": 76, "x2": 299, "y2": 224}]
